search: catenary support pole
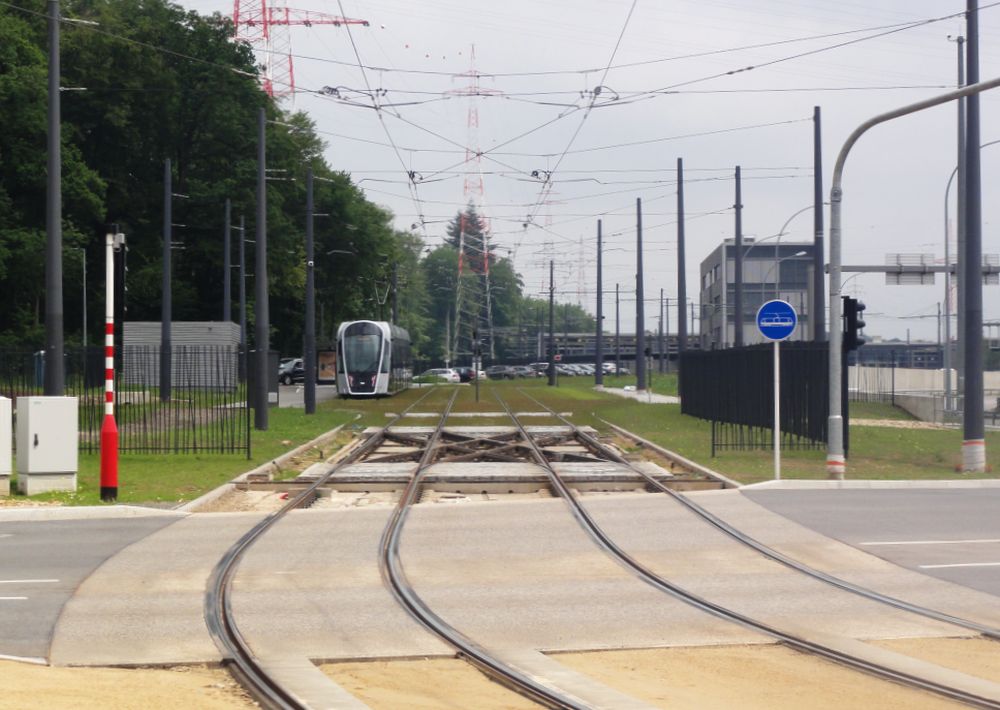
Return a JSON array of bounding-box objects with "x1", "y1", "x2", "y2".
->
[
  {"x1": 615, "y1": 283, "x2": 621, "y2": 373},
  {"x1": 223, "y1": 199, "x2": 232, "y2": 323},
  {"x1": 595, "y1": 220, "x2": 604, "y2": 386},
  {"x1": 160, "y1": 159, "x2": 172, "y2": 402},
  {"x1": 963, "y1": 1, "x2": 985, "y2": 472},
  {"x1": 826, "y1": 69, "x2": 1000, "y2": 478},
  {"x1": 635, "y1": 198, "x2": 647, "y2": 390},
  {"x1": 677, "y1": 157, "x2": 687, "y2": 354},
  {"x1": 238, "y1": 215, "x2": 247, "y2": 382},
  {"x1": 658, "y1": 289, "x2": 665, "y2": 373},
  {"x1": 304, "y1": 168, "x2": 316, "y2": 415},
  {"x1": 548, "y1": 260, "x2": 556, "y2": 386},
  {"x1": 254, "y1": 107, "x2": 269, "y2": 430},
  {"x1": 733, "y1": 166, "x2": 744, "y2": 347},
  {"x1": 101, "y1": 231, "x2": 120, "y2": 502},
  {"x1": 813, "y1": 107, "x2": 826, "y2": 341},
  {"x1": 45, "y1": 0, "x2": 64, "y2": 396}
]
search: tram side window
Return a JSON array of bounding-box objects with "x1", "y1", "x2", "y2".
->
[{"x1": 381, "y1": 339, "x2": 390, "y2": 373}]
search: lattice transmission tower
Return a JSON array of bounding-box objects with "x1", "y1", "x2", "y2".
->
[
  {"x1": 448, "y1": 46, "x2": 501, "y2": 361},
  {"x1": 232, "y1": 0, "x2": 368, "y2": 98}
]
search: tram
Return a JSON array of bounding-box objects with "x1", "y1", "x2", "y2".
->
[{"x1": 335, "y1": 320, "x2": 412, "y2": 397}]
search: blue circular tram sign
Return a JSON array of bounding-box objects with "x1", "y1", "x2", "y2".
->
[{"x1": 756, "y1": 299, "x2": 797, "y2": 341}]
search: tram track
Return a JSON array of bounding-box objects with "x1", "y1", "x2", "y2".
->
[
  {"x1": 515, "y1": 388, "x2": 1000, "y2": 642},
  {"x1": 378, "y1": 388, "x2": 588, "y2": 710},
  {"x1": 203, "y1": 386, "x2": 446, "y2": 710},
  {"x1": 496, "y1": 389, "x2": 1000, "y2": 709}
]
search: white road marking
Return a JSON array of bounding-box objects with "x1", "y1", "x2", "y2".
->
[
  {"x1": 919, "y1": 562, "x2": 1000, "y2": 570},
  {"x1": 0, "y1": 597, "x2": 28, "y2": 601},
  {"x1": 861, "y1": 539, "x2": 1000, "y2": 546},
  {"x1": 0, "y1": 534, "x2": 12, "y2": 538},
  {"x1": 0, "y1": 579, "x2": 59, "y2": 585}
]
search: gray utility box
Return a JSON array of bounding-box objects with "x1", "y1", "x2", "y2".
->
[
  {"x1": 16, "y1": 397, "x2": 79, "y2": 495},
  {"x1": 0, "y1": 397, "x2": 10, "y2": 496}
]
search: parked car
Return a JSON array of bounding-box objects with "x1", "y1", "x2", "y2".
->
[
  {"x1": 529, "y1": 362, "x2": 549, "y2": 375},
  {"x1": 419, "y1": 368, "x2": 460, "y2": 383},
  {"x1": 278, "y1": 357, "x2": 304, "y2": 385},
  {"x1": 453, "y1": 366, "x2": 476, "y2": 382},
  {"x1": 511, "y1": 365, "x2": 535, "y2": 378},
  {"x1": 485, "y1": 365, "x2": 517, "y2": 380}
]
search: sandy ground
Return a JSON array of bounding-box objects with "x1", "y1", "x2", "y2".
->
[
  {"x1": 6, "y1": 638, "x2": 998, "y2": 708},
  {"x1": 0, "y1": 661, "x2": 255, "y2": 710}
]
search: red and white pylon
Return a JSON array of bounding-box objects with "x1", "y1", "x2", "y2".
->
[{"x1": 100, "y1": 231, "x2": 121, "y2": 502}]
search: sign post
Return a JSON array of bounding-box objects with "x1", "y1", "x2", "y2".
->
[{"x1": 756, "y1": 300, "x2": 797, "y2": 481}]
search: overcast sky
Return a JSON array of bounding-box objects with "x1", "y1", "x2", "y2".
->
[{"x1": 180, "y1": 0, "x2": 1000, "y2": 342}]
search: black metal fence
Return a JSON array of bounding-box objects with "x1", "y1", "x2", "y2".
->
[
  {"x1": 679, "y1": 343, "x2": 830, "y2": 453},
  {"x1": 0, "y1": 346, "x2": 249, "y2": 455}
]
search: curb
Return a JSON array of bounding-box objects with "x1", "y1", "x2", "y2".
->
[
  {"x1": 742, "y1": 478, "x2": 1000, "y2": 490},
  {"x1": 597, "y1": 417, "x2": 742, "y2": 489},
  {"x1": 177, "y1": 415, "x2": 361, "y2": 512}
]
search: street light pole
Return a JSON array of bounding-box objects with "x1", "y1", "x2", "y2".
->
[
  {"x1": 635, "y1": 197, "x2": 647, "y2": 390},
  {"x1": 733, "y1": 166, "x2": 744, "y2": 348},
  {"x1": 254, "y1": 107, "x2": 270, "y2": 431},
  {"x1": 160, "y1": 158, "x2": 172, "y2": 402},
  {"x1": 615, "y1": 283, "x2": 621, "y2": 373},
  {"x1": 677, "y1": 157, "x2": 687, "y2": 354},
  {"x1": 826, "y1": 69, "x2": 1000, "y2": 478}
]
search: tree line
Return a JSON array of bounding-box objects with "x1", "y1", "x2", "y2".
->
[{"x1": 0, "y1": 0, "x2": 592, "y2": 364}]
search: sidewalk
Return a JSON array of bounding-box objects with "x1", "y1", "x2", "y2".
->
[{"x1": 597, "y1": 386, "x2": 680, "y2": 404}]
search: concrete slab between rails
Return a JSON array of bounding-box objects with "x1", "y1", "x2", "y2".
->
[
  {"x1": 491, "y1": 648, "x2": 659, "y2": 710},
  {"x1": 782, "y1": 627, "x2": 1000, "y2": 704},
  {"x1": 0, "y1": 505, "x2": 186, "y2": 522},
  {"x1": 389, "y1": 411, "x2": 574, "y2": 418},
  {"x1": 255, "y1": 656, "x2": 370, "y2": 710},
  {"x1": 739, "y1": 479, "x2": 1000, "y2": 490}
]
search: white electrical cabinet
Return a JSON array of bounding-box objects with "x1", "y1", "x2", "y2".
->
[
  {"x1": 16, "y1": 396, "x2": 78, "y2": 495},
  {"x1": 0, "y1": 397, "x2": 10, "y2": 496}
]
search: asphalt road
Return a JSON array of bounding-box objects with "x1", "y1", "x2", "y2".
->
[
  {"x1": 0, "y1": 514, "x2": 178, "y2": 661},
  {"x1": 744, "y1": 488, "x2": 1000, "y2": 597}
]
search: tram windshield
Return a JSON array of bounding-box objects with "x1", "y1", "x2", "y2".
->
[{"x1": 343, "y1": 322, "x2": 383, "y2": 373}]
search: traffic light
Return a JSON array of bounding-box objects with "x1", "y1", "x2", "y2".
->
[{"x1": 842, "y1": 296, "x2": 867, "y2": 351}]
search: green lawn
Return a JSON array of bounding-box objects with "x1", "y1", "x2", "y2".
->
[
  {"x1": 7, "y1": 376, "x2": 995, "y2": 506},
  {"x1": 479, "y1": 377, "x2": 999, "y2": 484}
]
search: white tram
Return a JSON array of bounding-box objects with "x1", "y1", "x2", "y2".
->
[{"x1": 335, "y1": 320, "x2": 412, "y2": 397}]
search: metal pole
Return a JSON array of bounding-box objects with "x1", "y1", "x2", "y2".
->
[
  {"x1": 774, "y1": 339, "x2": 781, "y2": 480},
  {"x1": 391, "y1": 262, "x2": 399, "y2": 325},
  {"x1": 254, "y1": 107, "x2": 269, "y2": 430},
  {"x1": 160, "y1": 159, "x2": 172, "y2": 402},
  {"x1": 813, "y1": 106, "x2": 826, "y2": 341},
  {"x1": 238, "y1": 215, "x2": 247, "y2": 382},
  {"x1": 676, "y1": 157, "x2": 687, "y2": 354},
  {"x1": 80, "y1": 249, "x2": 87, "y2": 348},
  {"x1": 956, "y1": 35, "x2": 968, "y2": 400},
  {"x1": 733, "y1": 166, "x2": 744, "y2": 348},
  {"x1": 658, "y1": 289, "x2": 665, "y2": 373},
  {"x1": 615, "y1": 283, "x2": 621, "y2": 374},
  {"x1": 304, "y1": 167, "x2": 316, "y2": 415},
  {"x1": 665, "y1": 294, "x2": 670, "y2": 373},
  {"x1": 595, "y1": 220, "x2": 604, "y2": 386},
  {"x1": 635, "y1": 198, "x2": 646, "y2": 390},
  {"x1": 44, "y1": 0, "x2": 64, "y2": 396},
  {"x1": 963, "y1": 2, "x2": 985, "y2": 471},
  {"x1": 548, "y1": 260, "x2": 556, "y2": 386},
  {"x1": 223, "y1": 199, "x2": 232, "y2": 323},
  {"x1": 826, "y1": 69, "x2": 1000, "y2": 478}
]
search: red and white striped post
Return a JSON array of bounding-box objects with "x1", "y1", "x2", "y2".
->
[{"x1": 100, "y1": 231, "x2": 120, "y2": 502}]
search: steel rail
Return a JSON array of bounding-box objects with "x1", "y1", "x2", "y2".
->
[
  {"x1": 498, "y1": 391, "x2": 1000, "y2": 709},
  {"x1": 378, "y1": 389, "x2": 585, "y2": 710},
  {"x1": 204, "y1": 386, "x2": 442, "y2": 710},
  {"x1": 516, "y1": 388, "x2": 1000, "y2": 642}
]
